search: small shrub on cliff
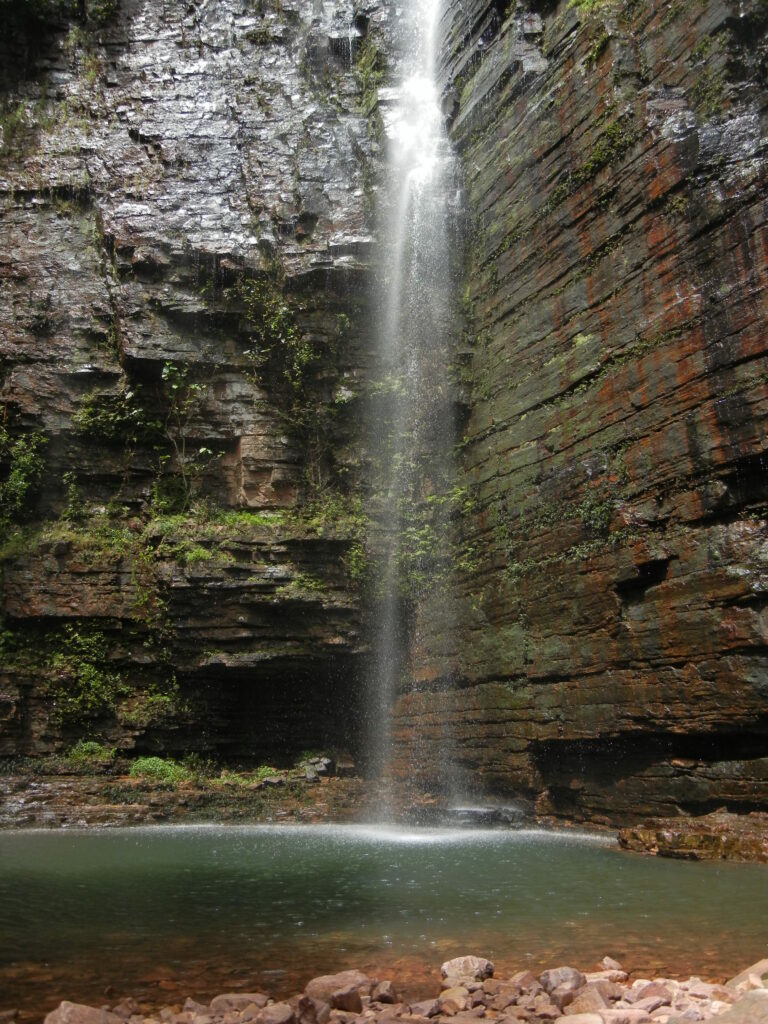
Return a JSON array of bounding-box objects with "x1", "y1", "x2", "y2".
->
[
  {"x1": 155, "y1": 362, "x2": 218, "y2": 512},
  {"x1": 128, "y1": 756, "x2": 192, "y2": 784},
  {"x1": 65, "y1": 739, "x2": 116, "y2": 766},
  {"x1": 118, "y1": 691, "x2": 176, "y2": 728},
  {"x1": 49, "y1": 625, "x2": 128, "y2": 723},
  {"x1": 0, "y1": 426, "x2": 47, "y2": 526},
  {"x1": 73, "y1": 387, "x2": 162, "y2": 446}
]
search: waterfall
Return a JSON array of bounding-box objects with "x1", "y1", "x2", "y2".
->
[{"x1": 366, "y1": 0, "x2": 462, "y2": 806}]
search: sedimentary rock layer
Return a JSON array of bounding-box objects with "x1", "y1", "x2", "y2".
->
[
  {"x1": 0, "y1": 0, "x2": 386, "y2": 761},
  {"x1": 393, "y1": 0, "x2": 768, "y2": 822}
]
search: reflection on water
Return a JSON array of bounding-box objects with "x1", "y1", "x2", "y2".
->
[{"x1": 1, "y1": 825, "x2": 766, "y2": 1020}]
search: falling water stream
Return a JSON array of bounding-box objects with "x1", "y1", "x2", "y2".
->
[{"x1": 367, "y1": 0, "x2": 462, "y2": 793}]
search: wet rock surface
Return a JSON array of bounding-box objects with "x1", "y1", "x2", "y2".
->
[
  {"x1": 0, "y1": 0, "x2": 406, "y2": 765},
  {"x1": 29, "y1": 956, "x2": 768, "y2": 1024},
  {"x1": 617, "y1": 810, "x2": 768, "y2": 862},
  {"x1": 1, "y1": 0, "x2": 767, "y2": 829},
  {"x1": 0, "y1": 768, "x2": 366, "y2": 828},
  {"x1": 392, "y1": 0, "x2": 768, "y2": 824}
]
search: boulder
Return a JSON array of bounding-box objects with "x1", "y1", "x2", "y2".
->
[
  {"x1": 490, "y1": 992, "x2": 517, "y2": 1011},
  {"x1": 439, "y1": 988, "x2": 470, "y2": 1017},
  {"x1": 253, "y1": 1006, "x2": 295, "y2": 1024},
  {"x1": 563, "y1": 986, "x2": 608, "y2": 1016},
  {"x1": 330, "y1": 988, "x2": 362, "y2": 1014},
  {"x1": 585, "y1": 971, "x2": 628, "y2": 986},
  {"x1": 306, "y1": 974, "x2": 371, "y2": 1005},
  {"x1": 598, "y1": 1011, "x2": 652, "y2": 1023},
  {"x1": 600, "y1": 959, "x2": 624, "y2": 973},
  {"x1": 555, "y1": 1016, "x2": 603, "y2": 1024},
  {"x1": 372, "y1": 982, "x2": 397, "y2": 1006},
  {"x1": 296, "y1": 998, "x2": 330, "y2": 1024},
  {"x1": 451, "y1": 1010, "x2": 486, "y2": 1022},
  {"x1": 408, "y1": 1000, "x2": 440, "y2": 1018},
  {"x1": 181, "y1": 1003, "x2": 209, "y2": 1016},
  {"x1": 676, "y1": 990, "x2": 768, "y2": 1023},
  {"x1": 45, "y1": 1005, "x2": 124, "y2": 1024},
  {"x1": 209, "y1": 995, "x2": 268, "y2": 1013},
  {"x1": 540, "y1": 969, "x2": 586, "y2": 997},
  {"x1": 111, "y1": 1001, "x2": 140, "y2": 1020},
  {"x1": 532, "y1": 993, "x2": 560, "y2": 1020},
  {"x1": 509, "y1": 972, "x2": 538, "y2": 992},
  {"x1": 727, "y1": 960, "x2": 768, "y2": 992},
  {"x1": 440, "y1": 959, "x2": 494, "y2": 983},
  {"x1": 628, "y1": 983, "x2": 672, "y2": 1006}
]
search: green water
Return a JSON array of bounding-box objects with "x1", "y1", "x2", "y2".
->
[{"x1": 1, "y1": 825, "x2": 766, "y2": 1019}]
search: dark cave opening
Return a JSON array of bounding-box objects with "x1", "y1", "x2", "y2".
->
[{"x1": 145, "y1": 658, "x2": 365, "y2": 769}]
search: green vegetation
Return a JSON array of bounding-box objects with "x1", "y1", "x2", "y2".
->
[
  {"x1": 276, "y1": 572, "x2": 328, "y2": 598},
  {"x1": 585, "y1": 30, "x2": 610, "y2": 67},
  {"x1": 356, "y1": 35, "x2": 387, "y2": 116},
  {"x1": 288, "y1": 492, "x2": 369, "y2": 585},
  {"x1": 578, "y1": 492, "x2": 614, "y2": 535},
  {"x1": 0, "y1": 101, "x2": 29, "y2": 156},
  {"x1": 156, "y1": 361, "x2": 216, "y2": 512},
  {"x1": 64, "y1": 739, "x2": 116, "y2": 766},
  {"x1": 74, "y1": 386, "x2": 162, "y2": 446},
  {"x1": 175, "y1": 544, "x2": 214, "y2": 566},
  {"x1": 48, "y1": 624, "x2": 128, "y2": 723},
  {"x1": 568, "y1": 0, "x2": 615, "y2": 13},
  {"x1": 212, "y1": 770, "x2": 253, "y2": 787},
  {"x1": 128, "y1": 756, "x2": 192, "y2": 784},
  {"x1": 376, "y1": 483, "x2": 479, "y2": 600},
  {"x1": 212, "y1": 764, "x2": 279, "y2": 786},
  {"x1": 119, "y1": 691, "x2": 177, "y2": 728},
  {"x1": 0, "y1": 427, "x2": 47, "y2": 528}
]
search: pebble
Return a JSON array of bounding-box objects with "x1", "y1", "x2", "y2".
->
[{"x1": 39, "y1": 956, "x2": 768, "y2": 1024}]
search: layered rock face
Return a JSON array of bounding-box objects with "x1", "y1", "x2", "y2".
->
[
  {"x1": 393, "y1": 0, "x2": 768, "y2": 821},
  {"x1": 2, "y1": 0, "x2": 767, "y2": 824},
  {"x1": 0, "y1": 0, "x2": 391, "y2": 761}
]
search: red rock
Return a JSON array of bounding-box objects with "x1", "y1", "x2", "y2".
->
[
  {"x1": 633, "y1": 984, "x2": 672, "y2": 1007},
  {"x1": 563, "y1": 986, "x2": 608, "y2": 1016},
  {"x1": 508, "y1": 973, "x2": 538, "y2": 993},
  {"x1": 330, "y1": 989, "x2": 362, "y2": 1015}
]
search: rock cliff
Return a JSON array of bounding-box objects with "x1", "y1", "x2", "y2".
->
[
  {"x1": 1, "y1": 0, "x2": 767, "y2": 824},
  {"x1": 0, "y1": 0, "x2": 388, "y2": 762},
  {"x1": 393, "y1": 0, "x2": 768, "y2": 822}
]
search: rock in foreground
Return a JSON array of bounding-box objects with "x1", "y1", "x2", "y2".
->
[{"x1": 36, "y1": 955, "x2": 768, "y2": 1024}]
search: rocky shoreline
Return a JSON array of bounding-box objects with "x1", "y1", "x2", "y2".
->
[
  {"x1": 34, "y1": 955, "x2": 768, "y2": 1024},
  {"x1": 617, "y1": 811, "x2": 768, "y2": 864},
  {"x1": 3, "y1": 772, "x2": 768, "y2": 867}
]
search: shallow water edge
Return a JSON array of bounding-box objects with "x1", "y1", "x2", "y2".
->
[{"x1": 2, "y1": 822, "x2": 767, "y2": 1022}]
